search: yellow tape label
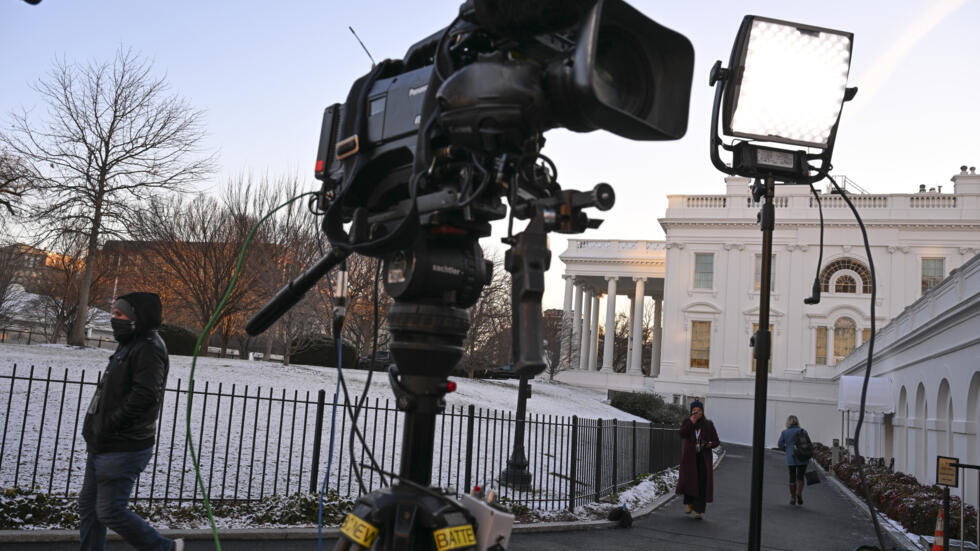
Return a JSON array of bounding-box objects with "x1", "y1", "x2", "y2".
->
[
  {"x1": 433, "y1": 524, "x2": 477, "y2": 551},
  {"x1": 340, "y1": 513, "x2": 379, "y2": 548}
]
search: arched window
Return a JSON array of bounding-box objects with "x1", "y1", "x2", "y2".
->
[
  {"x1": 833, "y1": 317, "x2": 856, "y2": 362},
  {"x1": 835, "y1": 275, "x2": 857, "y2": 293},
  {"x1": 820, "y1": 258, "x2": 871, "y2": 293}
]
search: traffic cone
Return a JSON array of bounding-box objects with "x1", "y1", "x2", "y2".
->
[{"x1": 931, "y1": 508, "x2": 944, "y2": 551}]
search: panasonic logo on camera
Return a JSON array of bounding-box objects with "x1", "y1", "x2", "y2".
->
[
  {"x1": 408, "y1": 84, "x2": 428, "y2": 97},
  {"x1": 432, "y1": 265, "x2": 461, "y2": 276}
]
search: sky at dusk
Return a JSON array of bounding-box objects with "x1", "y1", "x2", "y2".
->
[{"x1": 2, "y1": 0, "x2": 978, "y2": 309}]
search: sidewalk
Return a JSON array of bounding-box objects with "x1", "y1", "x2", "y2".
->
[
  {"x1": 508, "y1": 443, "x2": 895, "y2": 551},
  {"x1": 1, "y1": 444, "x2": 902, "y2": 550}
]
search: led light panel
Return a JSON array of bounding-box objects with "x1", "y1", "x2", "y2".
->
[{"x1": 728, "y1": 17, "x2": 852, "y2": 148}]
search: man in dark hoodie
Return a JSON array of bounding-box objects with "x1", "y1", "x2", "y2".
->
[{"x1": 79, "y1": 292, "x2": 182, "y2": 551}]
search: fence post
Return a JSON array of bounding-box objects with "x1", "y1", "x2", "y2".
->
[
  {"x1": 309, "y1": 389, "x2": 326, "y2": 494},
  {"x1": 648, "y1": 424, "x2": 656, "y2": 473},
  {"x1": 632, "y1": 420, "x2": 637, "y2": 479},
  {"x1": 594, "y1": 418, "x2": 603, "y2": 502},
  {"x1": 464, "y1": 405, "x2": 475, "y2": 495},
  {"x1": 568, "y1": 416, "x2": 578, "y2": 512},
  {"x1": 27, "y1": 328, "x2": 32, "y2": 345},
  {"x1": 612, "y1": 419, "x2": 618, "y2": 492}
]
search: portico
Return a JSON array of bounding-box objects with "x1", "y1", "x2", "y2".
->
[{"x1": 555, "y1": 240, "x2": 665, "y2": 393}]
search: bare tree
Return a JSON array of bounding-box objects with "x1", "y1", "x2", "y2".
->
[
  {"x1": 459, "y1": 252, "x2": 511, "y2": 378},
  {"x1": 29, "y1": 232, "x2": 111, "y2": 342},
  {"x1": 0, "y1": 243, "x2": 26, "y2": 325},
  {"x1": 126, "y1": 182, "x2": 264, "y2": 355},
  {"x1": 0, "y1": 152, "x2": 28, "y2": 217},
  {"x1": 1, "y1": 48, "x2": 216, "y2": 346}
]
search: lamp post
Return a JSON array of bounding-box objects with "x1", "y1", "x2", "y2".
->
[
  {"x1": 501, "y1": 375, "x2": 533, "y2": 490},
  {"x1": 708, "y1": 16, "x2": 855, "y2": 550}
]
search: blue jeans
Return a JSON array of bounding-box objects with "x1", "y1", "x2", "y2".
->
[{"x1": 78, "y1": 448, "x2": 173, "y2": 551}]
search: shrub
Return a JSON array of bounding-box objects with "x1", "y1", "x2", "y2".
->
[
  {"x1": 290, "y1": 335, "x2": 357, "y2": 368},
  {"x1": 609, "y1": 391, "x2": 688, "y2": 425},
  {"x1": 158, "y1": 324, "x2": 200, "y2": 356}
]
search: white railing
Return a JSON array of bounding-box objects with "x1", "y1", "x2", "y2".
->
[
  {"x1": 909, "y1": 195, "x2": 956, "y2": 208},
  {"x1": 810, "y1": 195, "x2": 890, "y2": 209},
  {"x1": 685, "y1": 196, "x2": 727, "y2": 208},
  {"x1": 744, "y1": 196, "x2": 789, "y2": 208}
]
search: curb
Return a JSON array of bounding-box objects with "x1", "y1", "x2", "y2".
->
[
  {"x1": 812, "y1": 460, "x2": 923, "y2": 551},
  {"x1": 0, "y1": 454, "x2": 724, "y2": 544}
]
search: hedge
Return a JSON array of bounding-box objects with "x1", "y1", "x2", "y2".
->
[
  {"x1": 158, "y1": 324, "x2": 200, "y2": 356},
  {"x1": 813, "y1": 443, "x2": 977, "y2": 542},
  {"x1": 289, "y1": 335, "x2": 357, "y2": 368},
  {"x1": 609, "y1": 391, "x2": 688, "y2": 426}
]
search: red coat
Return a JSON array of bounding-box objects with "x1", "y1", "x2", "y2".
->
[{"x1": 675, "y1": 418, "x2": 720, "y2": 501}]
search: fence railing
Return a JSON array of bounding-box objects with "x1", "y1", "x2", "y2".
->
[{"x1": 0, "y1": 364, "x2": 680, "y2": 511}]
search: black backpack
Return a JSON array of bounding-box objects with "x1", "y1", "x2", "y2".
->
[{"x1": 793, "y1": 429, "x2": 814, "y2": 462}]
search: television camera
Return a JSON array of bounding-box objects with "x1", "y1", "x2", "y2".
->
[{"x1": 246, "y1": 0, "x2": 694, "y2": 548}]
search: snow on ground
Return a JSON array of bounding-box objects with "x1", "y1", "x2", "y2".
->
[
  {"x1": 0, "y1": 343, "x2": 644, "y2": 420},
  {"x1": 1, "y1": 342, "x2": 651, "y2": 512}
]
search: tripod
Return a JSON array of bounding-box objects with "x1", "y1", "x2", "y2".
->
[{"x1": 332, "y1": 186, "x2": 614, "y2": 551}]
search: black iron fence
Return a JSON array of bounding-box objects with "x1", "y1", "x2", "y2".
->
[{"x1": 0, "y1": 364, "x2": 681, "y2": 511}]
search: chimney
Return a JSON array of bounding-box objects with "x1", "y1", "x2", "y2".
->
[
  {"x1": 952, "y1": 165, "x2": 980, "y2": 195},
  {"x1": 918, "y1": 184, "x2": 926, "y2": 193},
  {"x1": 937, "y1": 185, "x2": 942, "y2": 193}
]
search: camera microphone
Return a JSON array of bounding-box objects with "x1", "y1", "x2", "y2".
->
[{"x1": 470, "y1": 0, "x2": 597, "y2": 36}]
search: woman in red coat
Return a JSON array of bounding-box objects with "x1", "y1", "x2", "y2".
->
[{"x1": 675, "y1": 400, "x2": 720, "y2": 519}]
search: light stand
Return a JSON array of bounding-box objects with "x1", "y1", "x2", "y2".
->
[
  {"x1": 708, "y1": 15, "x2": 855, "y2": 551},
  {"x1": 500, "y1": 213, "x2": 551, "y2": 491},
  {"x1": 748, "y1": 177, "x2": 775, "y2": 550}
]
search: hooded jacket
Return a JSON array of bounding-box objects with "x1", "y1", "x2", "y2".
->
[{"x1": 82, "y1": 292, "x2": 169, "y2": 453}]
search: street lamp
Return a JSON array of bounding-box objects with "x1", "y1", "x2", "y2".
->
[{"x1": 708, "y1": 15, "x2": 856, "y2": 551}]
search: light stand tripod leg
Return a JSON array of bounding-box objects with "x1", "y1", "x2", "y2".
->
[
  {"x1": 501, "y1": 214, "x2": 551, "y2": 490},
  {"x1": 747, "y1": 177, "x2": 775, "y2": 551}
]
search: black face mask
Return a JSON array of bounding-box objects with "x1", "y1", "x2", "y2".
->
[{"x1": 111, "y1": 318, "x2": 136, "y2": 343}]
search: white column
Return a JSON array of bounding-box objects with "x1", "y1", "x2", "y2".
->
[
  {"x1": 626, "y1": 296, "x2": 635, "y2": 371},
  {"x1": 579, "y1": 288, "x2": 593, "y2": 370},
  {"x1": 651, "y1": 298, "x2": 663, "y2": 377},
  {"x1": 570, "y1": 282, "x2": 583, "y2": 371},
  {"x1": 560, "y1": 275, "x2": 574, "y2": 369},
  {"x1": 601, "y1": 277, "x2": 617, "y2": 371},
  {"x1": 629, "y1": 278, "x2": 646, "y2": 375},
  {"x1": 588, "y1": 294, "x2": 600, "y2": 371}
]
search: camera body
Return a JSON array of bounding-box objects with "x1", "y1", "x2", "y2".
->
[{"x1": 314, "y1": 0, "x2": 695, "y2": 248}]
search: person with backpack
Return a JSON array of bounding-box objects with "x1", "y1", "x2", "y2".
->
[{"x1": 777, "y1": 415, "x2": 813, "y2": 506}]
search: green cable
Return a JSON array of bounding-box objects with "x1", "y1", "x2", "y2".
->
[{"x1": 185, "y1": 192, "x2": 317, "y2": 550}]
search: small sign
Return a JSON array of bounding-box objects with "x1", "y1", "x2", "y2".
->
[
  {"x1": 340, "y1": 513, "x2": 379, "y2": 548},
  {"x1": 937, "y1": 455, "x2": 959, "y2": 487}
]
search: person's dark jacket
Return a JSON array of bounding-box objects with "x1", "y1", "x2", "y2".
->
[
  {"x1": 675, "y1": 417, "x2": 720, "y2": 501},
  {"x1": 83, "y1": 292, "x2": 169, "y2": 453}
]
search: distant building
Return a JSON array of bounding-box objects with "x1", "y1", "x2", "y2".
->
[{"x1": 557, "y1": 167, "x2": 980, "y2": 450}]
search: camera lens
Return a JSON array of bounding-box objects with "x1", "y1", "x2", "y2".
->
[{"x1": 593, "y1": 29, "x2": 653, "y2": 118}]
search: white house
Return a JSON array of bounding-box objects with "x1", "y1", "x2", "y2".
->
[{"x1": 556, "y1": 167, "x2": 980, "y2": 452}]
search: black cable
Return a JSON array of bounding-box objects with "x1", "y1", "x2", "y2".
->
[
  {"x1": 458, "y1": 154, "x2": 490, "y2": 208},
  {"x1": 805, "y1": 182, "x2": 825, "y2": 304},
  {"x1": 825, "y1": 174, "x2": 886, "y2": 550},
  {"x1": 347, "y1": 259, "x2": 386, "y2": 490}
]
